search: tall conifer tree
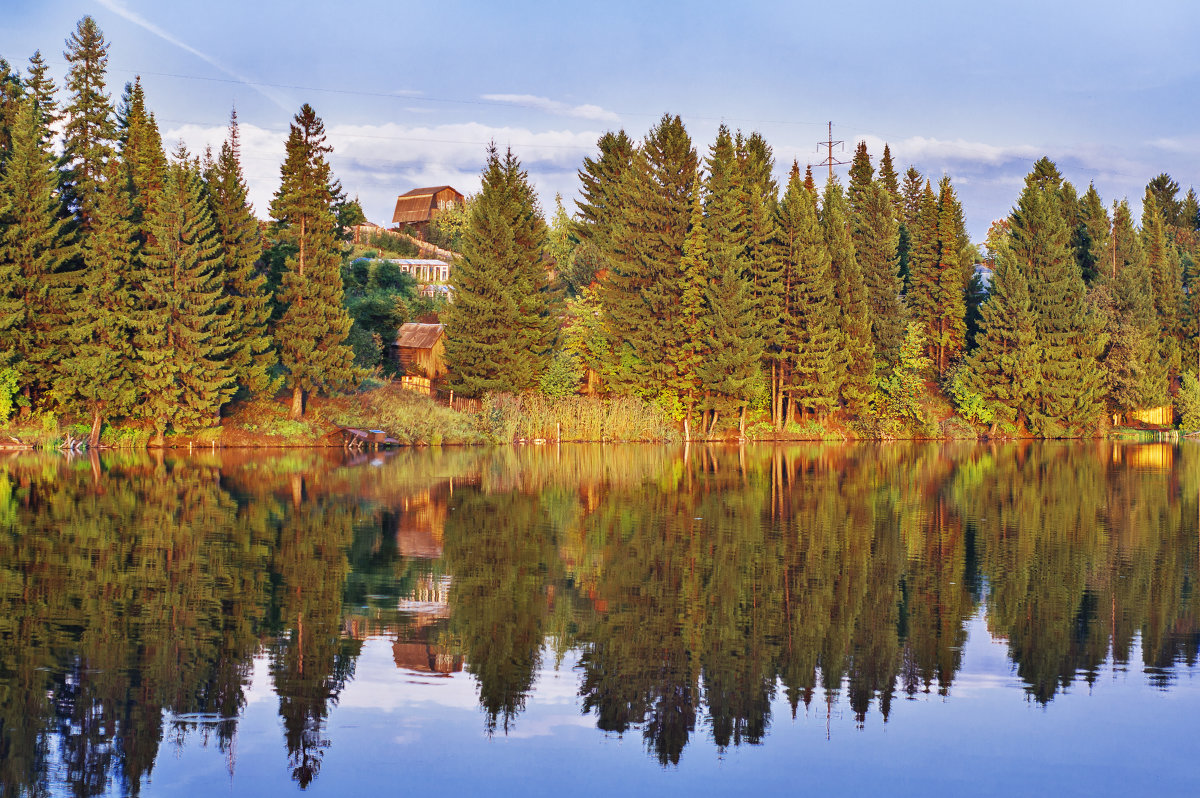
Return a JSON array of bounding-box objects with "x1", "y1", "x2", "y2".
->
[
  {"x1": 1142, "y1": 192, "x2": 1184, "y2": 381},
  {"x1": 1012, "y1": 158, "x2": 1105, "y2": 434},
  {"x1": 137, "y1": 153, "x2": 236, "y2": 444},
  {"x1": 820, "y1": 179, "x2": 873, "y2": 414},
  {"x1": 269, "y1": 104, "x2": 357, "y2": 418},
  {"x1": 599, "y1": 114, "x2": 696, "y2": 394},
  {"x1": 62, "y1": 16, "x2": 117, "y2": 233},
  {"x1": 444, "y1": 144, "x2": 553, "y2": 396},
  {"x1": 575, "y1": 129, "x2": 635, "y2": 284},
  {"x1": 205, "y1": 110, "x2": 278, "y2": 396},
  {"x1": 780, "y1": 176, "x2": 840, "y2": 420},
  {"x1": 857, "y1": 183, "x2": 906, "y2": 366},
  {"x1": 53, "y1": 159, "x2": 137, "y2": 445},
  {"x1": 0, "y1": 98, "x2": 75, "y2": 406}
]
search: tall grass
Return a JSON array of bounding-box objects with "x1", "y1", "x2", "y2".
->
[{"x1": 480, "y1": 393, "x2": 676, "y2": 443}]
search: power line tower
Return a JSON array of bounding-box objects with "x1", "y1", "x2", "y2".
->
[{"x1": 813, "y1": 121, "x2": 849, "y2": 185}]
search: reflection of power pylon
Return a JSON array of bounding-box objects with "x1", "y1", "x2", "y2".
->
[{"x1": 814, "y1": 121, "x2": 849, "y2": 185}]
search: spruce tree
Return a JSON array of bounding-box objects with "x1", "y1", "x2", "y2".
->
[
  {"x1": 0, "y1": 58, "x2": 22, "y2": 157},
  {"x1": 703, "y1": 124, "x2": 744, "y2": 271},
  {"x1": 1142, "y1": 192, "x2": 1184, "y2": 380},
  {"x1": 928, "y1": 178, "x2": 968, "y2": 374},
  {"x1": 62, "y1": 15, "x2": 118, "y2": 233},
  {"x1": 443, "y1": 144, "x2": 553, "y2": 397},
  {"x1": 878, "y1": 145, "x2": 901, "y2": 210},
  {"x1": 574, "y1": 129, "x2": 635, "y2": 285},
  {"x1": 1073, "y1": 183, "x2": 1109, "y2": 285},
  {"x1": 668, "y1": 187, "x2": 710, "y2": 436},
  {"x1": 25, "y1": 51, "x2": 58, "y2": 135},
  {"x1": 779, "y1": 175, "x2": 840, "y2": 420},
  {"x1": 846, "y1": 141, "x2": 873, "y2": 222},
  {"x1": 906, "y1": 181, "x2": 941, "y2": 368},
  {"x1": 962, "y1": 237, "x2": 1040, "y2": 432},
  {"x1": 698, "y1": 261, "x2": 763, "y2": 437},
  {"x1": 1012, "y1": 158, "x2": 1105, "y2": 434},
  {"x1": 1099, "y1": 200, "x2": 1164, "y2": 417},
  {"x1": 269, "y1": 104, "x2": 357, "y2": 418},
  {"x1": 117, "y1": 78, "x2": 168, "y2": 230},
  {"x1": 857, "y1": 183, "x2": 906, "y2": 366},
  {"x1": 52, "y1": 159, "x2": 137, "y2": 445},
  {"x1": 137, "y1": 153, "x2": 236, "y2": 444},
  {"x1": 205, "y1": 110, "x2": 278, "y2": 396},
  {"x1": 598, "y1": 114, "x2": 697, "y2": 395},
  {"x1": 0, "y1": 98, "x2": 76, "y2": 406},
  {"x1": 820, "y1": 179, "x2": 872, "y2": 414}
]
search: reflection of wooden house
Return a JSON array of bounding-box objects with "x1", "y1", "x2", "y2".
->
[
  {"x1": 395, "y1": 489, "x2": 447, "y2": 559},
  {"x1": 1113, "y1": 444, "x2": 1174, "y2": 470},
  {"x1": 391, "y1": 186, "x2": 465, "y2": 239},
  {"x1": 389, "y1": 323, "x2": 446, "y2": 390}
]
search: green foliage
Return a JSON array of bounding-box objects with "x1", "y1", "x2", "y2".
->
[
  {"x1": 1178, "y1": 372, "x2": 1200, "y2": 431},
  {"x1": 948, "y1": 368, "x2": 995, "y2": 426},
  {"x1": 270, "y1": 104, "x2": 358, "y2": 415},
  {"x1": 0, "y1": 367, "x2": 19, "y2": 423},
  {"x1": 540, "y1": 349, "x2": 584, "y2": 398},
  {"x1": 876, "y1": 322, "x2": 933, "y2": 431},
  {"x1": 478, "y1": 392, "x2": 675, "y2": 443},
  {"x1": 443, "y1": 145, "x2": 554, "y2": 397}
]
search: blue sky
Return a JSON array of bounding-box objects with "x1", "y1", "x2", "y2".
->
[{"x1": 4, "y1": 0, "x2": 1200, "y2": 239}]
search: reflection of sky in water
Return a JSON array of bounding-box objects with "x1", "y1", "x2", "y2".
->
[{"x1": 147, "y1": 616, "x2": 1199, "y2": 798}]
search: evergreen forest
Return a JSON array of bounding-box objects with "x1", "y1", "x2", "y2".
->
[{"x1": 4, "y1": 18, "x2": 1200, "y2": 444}]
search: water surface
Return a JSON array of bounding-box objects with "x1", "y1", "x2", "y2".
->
[{"x1": 0, "y1": 442, "x2": 1196, "y2": 796}]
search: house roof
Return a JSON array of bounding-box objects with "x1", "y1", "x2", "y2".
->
[
  {"x1": 395, "y1": 322, "x2": 444, "y2": 349},
  {"x1": 391, "y1": 186, "x2": 464, "y2": 224}
]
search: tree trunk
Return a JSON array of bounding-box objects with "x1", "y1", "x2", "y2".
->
[
  {"x1": 683, "y1": 415, "x2": 690, "y2": 442},
  {"x1": 739, "y1": 405, "x2": 747, "y2": 440},
  {"x1": 290, "y1": 385, "x2": 305, "y2": 420},
  {"x1": 151, "y1": 423, "x2": 165, "y2": 449},
  {"x1": 708, "y1": 411, "x2": 719, "y2": 439},
  {"x1": 88, "y1": 407, "x2": 102, "y2": 449}
]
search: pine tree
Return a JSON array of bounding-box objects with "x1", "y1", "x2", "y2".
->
[
  {"x1": 0, "y1": 97, "x2": 76, "y2": 407},
  {"x1": 62, "y1": 15, "x2": 118, "y2": 233},
  {"x1": 703, "y1": 124, "x2": 744, "y2": 271},
  {"x1": 137, "y1": 153, "x2": 236, "y2": 445},
  {"x1": 898, "y1": 166, "x2": 924, "y2": 288},
  {"x1": 269, "y1": 104, "x2": 357, "y2": 418},
  {"x1": 443, "y1": 144, "x2": 553, "y2": 397},
  {"x1": 820, "y1": 179, "x2": 873, "y2": 414},
  {"x1": 599, "y1": 114, "x2": 697, "y2": 394},
  {"x1": 780, "y1": 176, "x2": 840, "y2": 420},
  {"x1": 52, "y1": 159, "x2": 137, "y2": 445},
  {"x1": 205, "y1": 110, "x2": 278, "y2": 396}
]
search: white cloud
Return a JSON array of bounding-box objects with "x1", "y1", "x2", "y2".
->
[
  {"x1": 481, "y1": 94, "x2": 620, "y2": 123},
  {"x1": 163, "y1": 120, "x2": 602, "y2": 225}
]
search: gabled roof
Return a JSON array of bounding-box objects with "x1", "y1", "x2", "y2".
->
[
  {"x1": 395, "y1": 322, "x2": 444, "y2": 349},
  {"x1": 392, "y1": 186, "x2": 464, "y2": 224}
]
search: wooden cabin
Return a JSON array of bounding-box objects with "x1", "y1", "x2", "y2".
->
[
  {"x1": 391, "y1": 186, "x2": 464, "y2": 239},
  {"x1": 390, "y1": 322, "x2": 446, "y2": 392}
]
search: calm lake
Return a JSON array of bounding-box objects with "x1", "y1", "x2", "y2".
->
[{"x1": 1, "y1": 442, "x2": 1197, "y2": 796}]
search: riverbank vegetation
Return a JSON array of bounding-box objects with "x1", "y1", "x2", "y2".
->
[{"x1": 2, "y1": 17, "x2": 1198, "y2": 448}]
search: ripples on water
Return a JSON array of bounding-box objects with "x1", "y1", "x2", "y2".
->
[{"x1": 0, "y1": 442, "x2": 1197, "y2": 796}]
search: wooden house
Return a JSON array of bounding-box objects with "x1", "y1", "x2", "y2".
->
[
  {"x1": 391, "y1": 186, "x2": 464, "y2": 239},
  {"x1": 390, "y1": 322, "x2": 446, "y2": 392}
]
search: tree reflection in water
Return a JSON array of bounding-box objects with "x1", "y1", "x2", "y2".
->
[{"x1": 0, "y1": 441, "x2": 1196, "y2": 793}]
